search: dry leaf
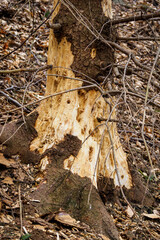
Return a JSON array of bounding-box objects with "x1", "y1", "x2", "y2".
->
[
  {"x1": 2, "y1": 177, "x2": 14, "y2": 185},
  {"x1": 0, "y1": 213, "x2": 13, "y2": 223},
  {"x1": 142, "y1": 213, "x2": 160, "y2": 219},
  {"x1": 55, "y1": 210, "x2": 83, "y2": 228},
  {"x1": 100, "y1": 234, "x2": 111, "y2": 240},
  {"x1": 125, "y1": 205, "x2": 134, "y2": 218},
  {"x1": 33, "y1": 225, "x2": 46, "y2": 231},
  {"x1": 0, "y1": 153, "x2": 16, "y2": 167}
]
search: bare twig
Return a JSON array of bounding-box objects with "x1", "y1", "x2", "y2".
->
[
  {"x1": 0, "y1": 90, "x2": 30, "y2": 113},
  {"x1": 103, "y1": 90, "x2": 160, "y2": 108},
  {"x1": 141, "y1": 46, "x2": 160, "y2": 179},
  {"x1": 0, "y1": 65, "x2": 52, "y2": 74},
  {"x1": 2, "y1": 84, "x2": 101, "y2": 115},
  {"x1": 117, "y1": 36, "x2": 160, "y2": 41},
  {"x1": 110, "y1": 11, "x2": 160, "y2": 25},
  {"x1": 122, "y1": 54, "x2": 132, "y2": 103},
  {"x1": 18, "y1": 184, "x2": 23, "y2": 236}
]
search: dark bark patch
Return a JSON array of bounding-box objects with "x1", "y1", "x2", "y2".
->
[
  {"x1": 30, "y1": 167, "x2": 120, "y2": 240},
  {"x1": 53, "y1": 0, "x2": 115, "y2": 80},
  {"x1": 43, "y1": 134, "x2": 82, "y2": 168},
  {"x1": 97, "y1": 172, "x2": 154, "y2": 207},
  {"x1": 123, "y1": 169, "x2": 154, "y2": 207},
  {"x1": 0, "y1": 111, "x2": 40, "y2": 164}
]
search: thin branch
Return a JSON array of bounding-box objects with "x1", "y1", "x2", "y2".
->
[
  {"x1": 117, "y1": 36, "x2": 160, "y2": 41},
  {"x1": 141, "y1": 46, "x2": 160, "y2": 179},
  {"x1": 18, "y1": 183, "x2": 23, "y2": 236},
  {"x1": 110, "y1": 11, "x2": 160, "y2": 25},
  {"x1": 122, "y1": 54, "x2": 132, "y2": 103},
  {"x1": 103, "y1": 90, "x2": 160, "y2": 108},
  {"x1": 47, "y1": 73, "x2": 103, "y2": 94},
  {"x1": 117, "y1": 66, "x2": 160, "y2": 91},
  {"x1": 2, "y1": 84, "x2": 100, "y2": 115},
  {"x1": 88, "y1": 126, "x2": 106, "y2": 205},
  {"x1": 0, "y1": 65, "x2": 52, "y2": 74},
  {"x1": 18, "y1": 184, "x2": 23, "y2": 236},
  {"x1": 106, "y1": 123, "x2": 134, "y2": 210},
  {"x1": 0, "y1": 90, "x2": 30, "y2": 113}
]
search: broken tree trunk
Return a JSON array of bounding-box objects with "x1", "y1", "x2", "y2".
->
[
  {"x1": 29, "y1": 1, "x2": 132, "y2": 239},
  {"x1": 0, "y1": 1, "x2": 133, "y2": 239}
]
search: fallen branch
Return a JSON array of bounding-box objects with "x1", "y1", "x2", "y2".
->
[
  {"x1": 0, "y1": 65, "x2": 52, "y2": 74},
  {"x1": 141, "y1": 46, "x2": 160, "y2": 180},
  {"x1": 0, "y1": 90, "x2": 30, "y2": 113},
  {"x1": 117, "y1": 66, "x2": 160, "y2": 91},
  {"x1": 110, "y1": 11, "x2": 160, "y2": 25},
  {"x1": 103, "y1": 90, "x2": 160, "y2": 108},
  {"x1": 117, "y1": 36, "x2": 160, "y2": 41}
]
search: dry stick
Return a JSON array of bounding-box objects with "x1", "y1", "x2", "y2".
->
[
  {"x1": 0, "y1": 90, "x2": 30, "y2": 113},
  {"x1": 51, "y1": 66, "x2": 100, "y2": 83},
  {"x1": 122, "y1": 54, "x2": 132, "y2": 103},
  {"x1": 2, "y1": 84, "x2": 99, "y2": 115},
  {"x1": 87, "y1": 126, "x2": 106, "y2": 206},
  {"x1": 86, "y1": 96, "x2": 124, "y2": 204},
  {"x1": 117, "y1": 66, "x2": 160, "y2": 91},
  {"x1": 103, "y1": 90, "x2": 160, "y2": 108},
  {"x1": 117, "y1": 36, "x2": 160, "y2": 41},
  {"x1": 0, "y1": 117, "x2": 8, "y2": 138},
  {"x1": 0, "y1": 0, "x2": 61, "y2": 61},
  {"x1": 0, "y1": 122, "x2": 24, "y2": 146},
  {"x1": 0, "y1": 65, "x2": 52, "y2": 74},
  {"x1": 141, "y1": 46, "x2": 160, "y2": 180},
  {"x1": 47, "y1": 73, "x2": 103, "y2": 94},
  {"x1": 103, "y1": 39, "x2": 159, "y2": 78},
  {"x1": 106, "y1": 123, "x2": 133, "y2": 209},
  {"x1": 21, "y1": 65, "x2": 52, "y2": 123},
  {"x1": 110, "y1": 11, "x2": 160, "y2": 25},
  {"x1": 18, "y1": 183, "x2": 23, "y2": 236},
  {"x1": 0, "y1": 85, "x2": 98, "y2": 146}
]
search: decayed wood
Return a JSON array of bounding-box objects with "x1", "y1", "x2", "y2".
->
[
  {"x1": 30, "y1": 0, "x2": 132, "y2": 189},
  {"x1": 28, "y1": 1, "x2": 132, "y2": 238}
]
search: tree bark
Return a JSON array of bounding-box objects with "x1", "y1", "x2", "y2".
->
[
  {"x1": 0, "y1": 1, "x2": 133, "y2": 239},
  {"x1": 29, "y1": 1, "x2": 131, "y2": 239}
]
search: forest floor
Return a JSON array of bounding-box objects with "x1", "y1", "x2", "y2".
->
[{"x1": 0, "y1": 0, "x2": 160, "y2": 239}]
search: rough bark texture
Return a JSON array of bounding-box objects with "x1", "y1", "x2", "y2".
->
[
  {"x1": 0, "y1": 112, "x2": 39, "y2": 163},
  {"x1": 31, "y1": 166, "x2": 119, "y2": 240},
  {"x1": 0, "y1": 1, "x2": 133, "y2": 239}
]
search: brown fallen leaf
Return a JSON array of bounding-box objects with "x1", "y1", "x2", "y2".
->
[
  {"x1": 54, "y1": 210, "x2": 85, "y2": 229},
  {"x1": 33, "y1": 224, "x2": 46, "y2": 231},
  {"x1": 0, "y1": 153, "x2": 16, "y2": 167},
  {"x1": 125, "y1": 205, "x2": 134, "y2": 218},
  {"x1": 142, "y1": 213, "x2": 160, "y2": 219},
  {"x1": 2, "y1": 176, "x2": 14, "y2": 185}
]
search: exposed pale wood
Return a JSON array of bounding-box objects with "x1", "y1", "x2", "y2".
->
[
  {"x1": 30, "y1": 0, "x2": 132, "y2": 189},
  {"x1": 101, "y1": 0, "x2": 112, "y2": 19}
]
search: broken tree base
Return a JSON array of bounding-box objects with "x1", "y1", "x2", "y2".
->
[
  {"x1": 30, "y1": 166, "x2": 120, "y2": 240},
  {"x1": 0, "y1": 113, "x2": 154, "y2": 239}
]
